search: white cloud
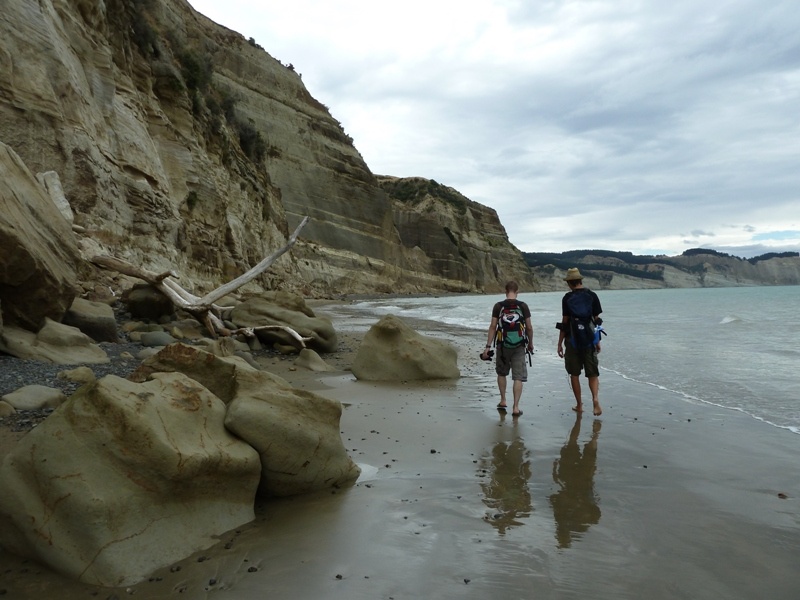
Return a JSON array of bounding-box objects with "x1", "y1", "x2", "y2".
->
[{"x1": 188, "y1": 0, "x2": 800, "y2": 258}]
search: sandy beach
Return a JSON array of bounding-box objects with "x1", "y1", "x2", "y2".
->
[{"x1": 1, "y1": 310, "x2": 799, "y2": 599}]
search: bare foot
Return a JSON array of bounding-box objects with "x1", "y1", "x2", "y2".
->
[
  {"x1": 593, "y1": 403, "x2": 602, "y2": 416},
  {"x1": 571, "y1": 405, "x2": 583, "y2": 413}
]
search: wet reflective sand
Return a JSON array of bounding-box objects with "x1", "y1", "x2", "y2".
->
[{"x1": 2, "y1": 333, "x2": 799, "y2": 599}]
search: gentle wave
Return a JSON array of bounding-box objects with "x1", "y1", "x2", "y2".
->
[
  {"x1": 719, "y1": 315, "x2": 741, "y2": 325},
  {"x1": 602, "y1": 367, "x2": 800, "y2": 435}
]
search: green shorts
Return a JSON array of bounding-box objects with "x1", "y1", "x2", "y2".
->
[
  {"x1": 496, "y1": 345, "x2": 528, "y2": 381},
  {"x1": 564, "y1": 343, "x2": 599, "y2": 378}
]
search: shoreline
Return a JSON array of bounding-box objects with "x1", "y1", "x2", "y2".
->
[{"x1": 2, "y1": 305, "x2": 800, "y2": 598}]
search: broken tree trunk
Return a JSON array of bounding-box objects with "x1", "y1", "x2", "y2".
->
[{"x1": 91, "y1": 217, "x2": 310, "y2": 341}]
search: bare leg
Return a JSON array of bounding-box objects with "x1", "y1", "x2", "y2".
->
[
  {"x1": 570, "y1": 375, "x2": 583, "y2": 412},
  {"x1": 512, "y1": 380, "x2": 523, "y2": 415},
  {"x1": 588, "y1": 376, "x2": 601, "y2": 415},
  {"x1": 497, "y1": 375, "x2": 507, "y2": 408}
]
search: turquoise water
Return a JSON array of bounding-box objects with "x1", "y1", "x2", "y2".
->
[{"x1": 327, "y1": 286, "x2": 800, "y2": 434}]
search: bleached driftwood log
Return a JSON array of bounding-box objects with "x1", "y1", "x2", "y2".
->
[{"x1": 91, "y1": 217, "x2": 310, "y2": 342}]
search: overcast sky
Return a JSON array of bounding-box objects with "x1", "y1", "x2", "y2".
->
[{"x1": 187, "y1": 0, "x2": 799, "y2": 258}]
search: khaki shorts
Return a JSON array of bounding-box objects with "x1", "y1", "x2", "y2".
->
[
  {"x1": 496, "y1": 345, "x2": 528, "y2": 381},
  {"x1": 564, "y1": 343, "x2": 599, "y2": 378}
]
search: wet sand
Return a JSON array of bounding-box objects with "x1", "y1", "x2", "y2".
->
[{"x1": 1, "y1": 316, "x2": 800, "y2": 599}]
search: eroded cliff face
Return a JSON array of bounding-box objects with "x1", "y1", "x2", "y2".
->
[
  {"x1": 381, "y1": 177, "x2": 535, "y2": 292},
  {"x1": 0, "y1": 0, "x2": 534, "y2": 299}
]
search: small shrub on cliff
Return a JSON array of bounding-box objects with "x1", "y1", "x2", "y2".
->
[
  {"x1": 236, "y1": 120, "x2": 266, "y2": 162},
  {"x1": 427, "y1": 180, "x2": 467, "y2": 215},
  {"x1": 131, "y1": 12, "x2": 159, "y2": 58},
  {"x1": 186, "y1": 191, "x2": 199, "y2": 211},
  {"x1": 179, "y1": 50, "x2": 213, "y2": 93}
]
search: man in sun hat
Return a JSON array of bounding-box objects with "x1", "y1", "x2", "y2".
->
[{"x1": 557, "y1": 268, "x2": 603, "y2": 416}]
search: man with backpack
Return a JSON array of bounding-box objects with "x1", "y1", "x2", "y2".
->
[
  {"x1": 480, "y1": 281, "x2": 534, "y2": 417},
  {"x1": 557, "y1": 268, "x2": 603, "y2": 416}
]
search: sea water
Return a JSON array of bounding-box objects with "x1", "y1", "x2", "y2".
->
[{"x1": 326, "y1": 286, "x2": 800, "y2": 435}]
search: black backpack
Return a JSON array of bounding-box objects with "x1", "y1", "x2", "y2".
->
[{"x1": 565, "y1": 291, "x2": 596, "y2": 349}]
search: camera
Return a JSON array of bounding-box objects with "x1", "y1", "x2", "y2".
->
[
  {"x1": 555, "y1": 322, "x2": 564, "y2": 330},
  {"x1": 479, "y1": 349, "x2": 495, "y2": 361}
]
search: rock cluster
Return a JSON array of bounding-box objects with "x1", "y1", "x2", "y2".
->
[
  {"x1": 0, "y1": 370, "x2": 263, "y2": 587},
  {"x1": 0, "y1": 293, "x2": 360, "y2": 586},
  {"x1": 0, "y1": 303, "x2": 460, "y2": 586}
]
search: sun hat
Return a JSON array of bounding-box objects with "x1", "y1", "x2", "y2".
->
[{"x1": 563, "y1": 267, "x2": 583, "y2": 281}]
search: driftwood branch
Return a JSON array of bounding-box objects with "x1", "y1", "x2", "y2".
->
[
  {"x1": 200, "y1": 216, "x2": 309, "y2": 306},
  {"x1": 232, "y1": 326, "x2": 313, "y2": 348},
  {"x1": 91, "y1": 216, "x2": 310, "y2": 340}
]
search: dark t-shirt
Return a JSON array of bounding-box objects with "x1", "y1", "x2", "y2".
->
[
  {"x1": 492, "y1": 298, "x2": 532, "y2": 320},
  {"x1": 561, "y1": 288, "x2": 602, "y2": 318}
]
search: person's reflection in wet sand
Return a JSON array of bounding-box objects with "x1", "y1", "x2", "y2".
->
[
  {"x1": 478, "y1": 425, "x2": 533, "y2": 535},
  {"x1": 549, "y1": 415, "x2": 601, "y2": 548}
]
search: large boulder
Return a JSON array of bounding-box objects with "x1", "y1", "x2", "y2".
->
[
  {"x1": 61, "y1": 296, "x2": 119, "y2": 343},
  {"x1": 130, "y1": 342, "x2": 243, "y2": 403},
  {"x1": 0, "y1": 372, "x2": 261, "y2": 587},
  {"x1": 226, "y1": 368, "x2": 361, "y2": 497},
  {"x1": 131, "y1": 343, "x2": 360, "y2": 497},
  {"x1": 230, "y1": 294, "x2": 337, "y2": 353},
  {"x1": 0, "y1": 318, "x2": 109, "y2": 364},
  {"x1": 1, "y1": 384, "x2": 66, "y2": 410},
  {"x1": 123, "y1": 284, "x2": 176, "y2": 321},
  {"x1": 351, "y1": 314, "x2": 460, "y2": 381},
  {"x1": 0, "y1": 144, "x2": 80, "y2": 330}
]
